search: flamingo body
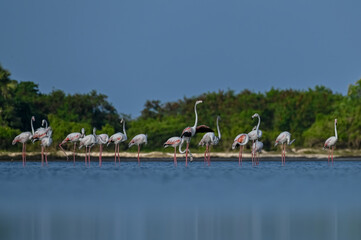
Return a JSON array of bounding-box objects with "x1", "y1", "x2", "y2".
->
[
  {"x1": 164, "y1": 136, "x2": 182, "y2": 166},
  {"x1": 324, "y1": 119, "x2": 338, "y2": 166},
  {"x1": 129, "y1": 134, "x2": 147, "y2": 165},
  {"x1": 40, "y1": 128, "x2": 53, "y2": 167},
  {"x1": 79, "y1": 128, "x2": 97, "y2": 166}
]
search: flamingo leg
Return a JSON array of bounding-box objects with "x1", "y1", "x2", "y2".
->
[
  {"x1": 174, "y1": 147, "x2": 177, "y2": 167},
  {"x1": 41, "y1": 146, "x2": 44, "y2": 167},
  {"x1": 185, "y1": 142, "x2": 189, "y2": 167},
  {"x1": 59, "y1": 142, "x2": 69, "y2": 161},
  {"x1": 328, "y1": 148, "x2": 330, "y2": 166},
  {"x1": 73, "y1": 142, "x2": 76, "y2": 166},
  {"x1": 24, "y1": 143, "x2": 27, "y2": 166},
  {"x1": 88, "y1": 147, "x2": 91, "y2": 165},
  {"x1": 114, "y1": 144, "x2": 117, "y2": 165},
  {"x1": 332, "y1": 146, "x2": 334, "y2": 167},
  {"x1": 204, "y1": 146, "x2": 207, "y2": 166},
  {"x1": 85, "y1": 147, "x2": 88, "y2": 166},
  {"x1": 118, "y1": 144, "x2": 120, "y2": 164},
  {"x1": 208, "y1": 145, "x2": 211, "y2": 166},
  {"x1": 137, "y1": 145, "x2": 140, "y2": 166},
  {"x1": 22, "y1": 143, "x2": 25, "y2": 167},
  {"x1": 45, "y1": 148, "x2": 48, "y2": 167},
  {"x1": 99, "y1": 144, "x2": 102, "y2": 167},
  {"x1": 239, "y1": 146, "x2": 243, "y2": 166}
]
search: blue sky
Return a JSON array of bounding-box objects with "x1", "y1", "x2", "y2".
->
[{"x1": 1, "y1": 0, "x2": 360, "y2": 117}]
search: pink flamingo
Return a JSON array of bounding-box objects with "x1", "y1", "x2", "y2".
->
[
  {"x1": 129, "y1": 134, "x2": 147, "y2": 165},
  {"x1": 248, "y1": 113, "x2": 262, "y2": 166},
  {"x1": 79, "y1": 128, "x2": 97, "y2": 166},
  {"x1": 180, "y1": 100, "x2": 213, "y2": 167},
  {"x1": 275, "y1": 131, "x2": 295, "y2": 166},
  {"x1": 198, "y1": 116, "x2": 221, "y2": 166},
  {"x1": 107, "y1": 119, "x2": 127, "y2": 165},
  {"x1": 232, "y1": 133, "x2": 249, "y2": 166},
  {"x1": 324, "y1": 119, "x2": 338, "y2": 166},
  {"x1": 164, "y1": 137, "x2": 182, "y2": 167},
  {"x1": 252, "y1": 140, "x2": 263, "y2": 165},
  {"x1": 12, "y1": 116, "x2": 35, "y2": 167},
  {"x1": 59, "y1": 128, "x2": 85, "y2": 165},
  {"x1": 97, "y1": 133, "x2": 109, "y2": 167},
  {"x1": 40, "y1": 127, "x2": 53, "y2": 167}
]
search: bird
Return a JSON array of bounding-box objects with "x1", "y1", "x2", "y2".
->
[
  {"x1": 232, "y1": 133, "x2": 249, "y2": 166},
  {"x1": 12, "y1": 116, "x2": 35, "y2": 167},
  {"x1": 252, "y1": 140, "x2": 263, "y2": 165},
  {"x1": 179, "y1": 138, "x2": 194, "y2": 162},
  {"x1": 97, "y1": 133, "x2": 109, "y2": 167},
  {"x1": 31, "y1": 118, "x2": 50, "y2": 142},
  {"x1": 275, "y1": 131, "x2": 295, "y2": 166},
  {"x1": 180, "y1": 100, "x2": 213, "y2": 166},
  {"x1": 40, "y1": 127, "x2": 53, "y2": 167},
  {"x1": 164, "y1": 136, "x2": 182, "y2": 167},
  {"x1": 248, "y1": 113, "x2": 262, "y2": 165},
  {"x1": 59, "y1": 128, "x2": 85, "y2": 165},
  {"x1": 324, "y1": 119, "x2": 338, "y2": 166},
  {"x1": 129, "y1": 134, "x2": 147, "y2": 165},
  {"x1": 198, "y1": 116, "x2": 221, "y2": 166},
  {"x1": 79, "y1": 128, "x2": 97, "y2": 166},
  {"x1": 107, "y1": 119, "x2": 127, "y2": 165}
]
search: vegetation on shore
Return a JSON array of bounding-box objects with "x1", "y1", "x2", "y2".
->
[{"x1": 1, "y1": 64, "x2": 360, "y2": 153}]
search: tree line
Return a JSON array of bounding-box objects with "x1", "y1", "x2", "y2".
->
[{"x1": 1, "y1": 64, "x2": 360, "y2": 153}]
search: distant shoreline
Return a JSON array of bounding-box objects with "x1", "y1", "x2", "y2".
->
[{"x1": 1, "y1": 150, "x2": 361, "y2": 161}]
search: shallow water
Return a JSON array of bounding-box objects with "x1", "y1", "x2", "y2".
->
[{"x1": 1, "y1": 159, "x2": 361, "y2": 240}]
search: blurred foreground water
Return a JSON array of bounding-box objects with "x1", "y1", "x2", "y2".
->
[{"x1": 1, "y1": 159, "x2": 361, "y2": 240}]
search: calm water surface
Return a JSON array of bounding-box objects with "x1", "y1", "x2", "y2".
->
[{"x1": 1, "y1": 159, "x2": 361, "y2": 240}]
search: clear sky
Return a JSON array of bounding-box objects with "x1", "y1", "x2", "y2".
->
[{"x1": 1, "y1": 0, "x2": 360, "y2": 117}]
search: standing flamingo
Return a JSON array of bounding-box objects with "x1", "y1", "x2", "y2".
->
[
  {"x1": 32, "y1": 119, "x2": 50, "y2": 142},
  {"x1": 107, "y1": 119, "x2": 127, "y2": 165},
  {"x1": 97, "y1": 133, "x2": 109, "y2": 167},
  {"x1": 180, "y1": 100, "x2": 213, "y2": 166},
  {"x1": 79, "y1": 128, "x2": 97, "y2": 166},
  {"x1": 198, "y1": 116, "x2": 221, "y2": 166},
  {"x1": 324, "y1": 119, "x2": 338, "y2": 166},
  {"x1": 232, "y1": 133, "x2": 249, "y2": 166},
  {"x1": 275, "y1": 131, "x2": 295, "y2": 166},
  {"x1": 40, "y1": 127, "x2": 53, "y2": 167},
  {"x1": 248, "y1": 113, "x2": 262, "y2": 166},
  {"x1": 252, "y1": 140, "x2": 263, "y2": 164},
  {"x1": 12, "y1": 116, "x2": 35, "y2": 167},
  {"x1": 164, "y1": 137, "x2": 182, "y2": 167},
  {"x1": 59, "y1": 128, "x2": 85, "y2": 164},
  {"x1": 129, "y1": 134, "x2": 147, "y2": 165}
]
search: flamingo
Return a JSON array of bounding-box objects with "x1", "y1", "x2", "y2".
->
[
  {"x1": 248, "y1": 113, "x2": 262, "y2": 165},
  {"x1": 59, "y1": 128, "x2": 85, "y2": 165},
  {"x1": 107, "y1": 119, "x2": 127, "y2": 165},
  {"x1": 275, "y1": 131, "x2": 295, "y2": 166},
  {"x1": 40, "y1": 127, "x2": 53, "y2": 167},
  {"x1": 164, "y1": 136, "x2": 182, "y2": 167},
  {"x1": 252, "y1": 140, "x2": 263, "y2": 165},
  {"x1": 179, "y1": 138, "x2": 194, "y2": 162},
  {"x1": 324, "y1": 119, "x2": 338, "y2": 166},
  {"x1": 129, "y1": 134, "x2": 147, "y2": 165},
  {"x1": 180, "y1": 100, "x2": 213, "y2": 166},
  {"x1": 97, "y1": 133, "x2": 109, "y2": 167},
  {"x1": 32, "y1": 119, "x2": 50, "y2": 142},
  {"x1": 232, "y1": 133, "x2": 249, "y2": 166},
  {"x1": 12, "y1": 116, "x2": 35, "y2": 167},
  {"x1": 79, "y1": 128, "x2": 97, "y2": 166},
  {"x1": 198, "y1": 116, "x2": 221, "y2": 166}
]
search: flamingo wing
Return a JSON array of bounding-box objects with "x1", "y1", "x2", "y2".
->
[{"x1": 196, "y1": 125, "x2": 214, "y2": 133}]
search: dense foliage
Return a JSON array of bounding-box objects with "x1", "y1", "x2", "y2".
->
[{"x1": 1, "y1": 64, "x2": 360, "y2": 153}]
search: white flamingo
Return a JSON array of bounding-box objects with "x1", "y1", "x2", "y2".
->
[
  {"x1": 164, "y1": 136, "x2": 182, "y2": 167},
  {"x1": 232, "y1": 133, "x2": 249, "y2": 166},
  {"x1": 199, "y1": 116, "x2": 221, "y2": 166},
  {"x1": 12, "y1": 116, "x2": 35, "y2": 167},
  {"x1": 252, "y1": 140, "x2": 263, "y2": 164},
  {"x1": 180, "y1": 100, "x2": 213, "y2": 166},
  {"x1": 275, "y1": 131, "x2": 295, "y2": 166},
  {"x1": 32, "y1": 119, "x2": 50, "y2": 142},
  {"x1": 79, "y1": 128, "x2": 97, "y2": 166},
  {"x1": 40, "y1": 127, "x2": 53, "y2": 167},
  {"x1": 248, "y1": 113, "x2": 262, "y2": 165},
  {"x1": 97, "y1": 133, "x2": 109, "y2": 167},
  {"x1": 324, "y1": 119, "x2": 338, "y2": 166},
  {"x1": 129, "y1": 134, "x2": 147, "y2": 165},
  {"x1": 107, "y1": 119, "x2": 127, "y2": 165},
  {"x1": 59, "y1": 128, "x2": 85, "y2": 164}
]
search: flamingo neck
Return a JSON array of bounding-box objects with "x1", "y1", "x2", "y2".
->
[
  {"x1": 43, "y1": 120, "x2": 48, "y2": 129},
  {"x1": 122, "y1": 120, "x2": 127, "y2": 139},
  {"x1": 193, "y1": 102, "x2": 199, "y2": 128},
  {"x1": 335, "y1": 121, "x2": 338, "y2": 139},
  {"x1": 216, "y1": 117, "x2": 221, "y2": 140},
  {"x1": 256, "y1": 115, "x2": 261, "y2": 137},
  {"x1": 31, "y1": 117, "x2": 34, "y2": 135}
]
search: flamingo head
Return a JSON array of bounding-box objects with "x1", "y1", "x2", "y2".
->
[
  {"x1": 31, "y1": 116, "x2": 35, "y2": 121},
  {"x1": 252, "y1": 113, "x2": 259, "y2": 119},
  {"x1": 335, "y1": 119, "x2": 337, "y2": 125},
  {"x1": 120, "y1": 118, "x2": 124, "y2": 124},
  {"x1": 232, "y1": 141, "x2": 239, "y2": 150},
  {"x1": 274, "y1": 141, "x2": 279, "y2": 147},
  {"x1": 195, "y1": 100, "x2": 203, "y2": 105},
  {"x1": 81, "y1": 128, "x2": 85, "y2": 136}
]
